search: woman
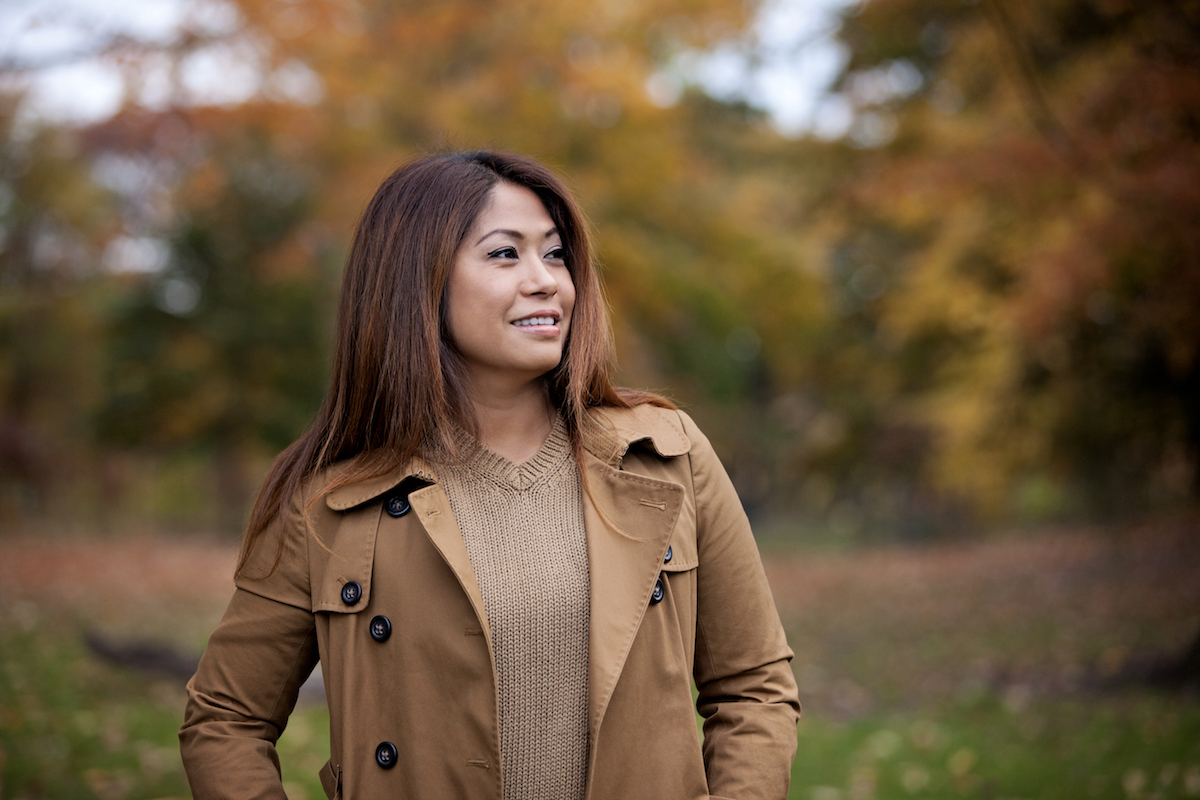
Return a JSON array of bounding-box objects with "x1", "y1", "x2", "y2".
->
[{"x1": 179, "y1": 151, "x2": 800, "y2": 800}]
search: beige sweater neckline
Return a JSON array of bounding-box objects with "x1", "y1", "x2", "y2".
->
[{"x1": 444, "y1": 413, "x2": 572, "y2": 492}]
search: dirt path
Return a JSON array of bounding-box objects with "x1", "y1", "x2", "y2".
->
[
  {"x1": 0, "y1": 535, "x2": 239, "y2": 645},
  {"x1": 762, "y1": 517, "x2": 1200, "y2": 712},
  {"x1": 0, "y1": 536, "x2": 237, "y2": 607},
  {"x1": 2, "y1": 518, "x2": 1197, "y2": 705}
]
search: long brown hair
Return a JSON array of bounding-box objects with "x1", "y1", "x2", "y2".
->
[{"x1": 239, "y1": 151, "x2": 669, "y2": 573}]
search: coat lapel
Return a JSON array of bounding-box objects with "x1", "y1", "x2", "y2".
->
[
  {"x1": 583, "y1": 451, "x2": 684, "y2": 748},
  {"x1": 407, "y1": 482, "x2": 493, "y2": 646}
]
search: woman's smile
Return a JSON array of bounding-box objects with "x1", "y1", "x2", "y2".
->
[{"x1": 511, "y1": 313, "x2": 560, "y2": 330}]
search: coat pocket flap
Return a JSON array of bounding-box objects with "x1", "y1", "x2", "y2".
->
[
  {"x1": 660, "y1": 530, "x2": 698, "y2": 572},
  {"x1": 319, "y1": 759, "x2": 341, "y2": 799}
]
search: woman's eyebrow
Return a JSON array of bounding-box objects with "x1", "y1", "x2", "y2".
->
[{"x1": 474, "y1": 227, "x2": 560, "y2": 246}]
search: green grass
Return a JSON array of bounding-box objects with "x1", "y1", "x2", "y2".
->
[
  {"x1": 0, "y1": 619, "x2": 330, "y2": 800},
  {"x1": 4, "y1": 621, "x2": 1197, "y2": 800},
  {"x1": 791, "y1": 695, "x2": 1200, "y2": 799},
  {"x1": 2, "y1": 524, "x2": 1198, "y2": 799},
  {"x1": 774, "y1": 520, "x2": 1200, "y2": 799}
]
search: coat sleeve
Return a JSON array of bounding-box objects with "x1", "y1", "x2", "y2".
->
[
  {"x1": 179, "y1": 501, "x2": 320, "y2": 800},
  {"x1": 680, "y1": 411, "x2": 801, "y2": 800}
]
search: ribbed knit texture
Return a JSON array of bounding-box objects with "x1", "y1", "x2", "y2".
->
[{"x1": 434, "y1": 415, "x2": 590, "y2": 800}]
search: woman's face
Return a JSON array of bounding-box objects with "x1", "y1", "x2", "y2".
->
[{"x1": 446, "y1": 182, "x2": 576, "y2": 390}]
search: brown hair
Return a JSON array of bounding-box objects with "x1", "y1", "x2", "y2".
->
[{"x1": 238, "y1": 151, "x2": 670, "y2": 573}]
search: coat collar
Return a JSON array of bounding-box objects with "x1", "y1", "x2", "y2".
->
[
  {"x1": 323, "y1": 404, "x2": 691, "y2": 511},
  {"x1": 580, "y1": 404, "x2": 691, "y2": 466},
  {"x1": 323, "y1": 458, "x2": 436, "y2": 511}
]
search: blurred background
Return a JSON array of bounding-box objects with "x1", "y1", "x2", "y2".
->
[{"x1": 0, "y1": 0, "x2": 1197, "y2": 797}]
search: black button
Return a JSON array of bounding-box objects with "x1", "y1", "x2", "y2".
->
[
  {"x1": 369, "y1": 615, "x2": 392, "y2": 642},
  {"x1": 650, "y1": 577, "x2": 665, "y2": 605},
  {"x1": 375, "y1": 741, "x2": 398, "y2": 769},
  {"x1": 341, "y1": 581, "x2": 362, "y2": 605},
  {"x1": 664, "y1": 545, "x2": 673, "y2": 564},
  {"x1": 385, "y1": 494, "x2": 410, "y2": 518}
]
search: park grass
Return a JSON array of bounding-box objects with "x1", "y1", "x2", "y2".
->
[
  {"x1": 1, "y1": 518, "x2": 1198, "y2": 799},
  {"x1": 792, "y1": 692, "x2": 1200, "y2": 799},
  {"x1": 772, "y1": 516, "x2": 1200, "y2": 799},
  {"x1": 0, "y1": 608, "x2": 332, "y2": 800}
]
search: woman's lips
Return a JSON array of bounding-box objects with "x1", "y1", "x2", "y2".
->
[{"x1": 511, "y1": 316, "x2": 559, "y2": 327}]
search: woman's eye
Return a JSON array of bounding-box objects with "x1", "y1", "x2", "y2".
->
[
  {"x1": 487, "y1": 246, "x2": 518, "y2": 259},
  {"x1": 545, "y1": 247, "x2": 566, "y2": 261}
]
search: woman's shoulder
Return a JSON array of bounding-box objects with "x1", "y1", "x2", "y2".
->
[{"x1": 584, "y1": 400, "x2": 708, "y2": 461}]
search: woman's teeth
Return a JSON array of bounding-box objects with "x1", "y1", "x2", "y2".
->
[{"x1": 512, "y1": 317, "x2": 556, "y2": 327}]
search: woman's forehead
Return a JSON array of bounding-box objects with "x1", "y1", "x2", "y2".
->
[{"x1": 470, "y1": 183, "x2": 559, "y2": 242}]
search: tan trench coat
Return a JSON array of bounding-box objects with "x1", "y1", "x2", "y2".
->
[{"x1": 180, "y1": 405, "x2": 800, "y2": 799}]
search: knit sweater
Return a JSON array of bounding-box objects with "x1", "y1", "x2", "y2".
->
[{"x1": 434, "y1": 415, "x2": 590, "y2": 800}]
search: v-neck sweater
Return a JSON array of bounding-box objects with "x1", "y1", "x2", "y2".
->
[{"x1": 434, "y1": 416, "x2": 590, "y2": 800}]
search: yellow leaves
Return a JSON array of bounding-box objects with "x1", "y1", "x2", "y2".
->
[
  {"x1": 921, "y1": 346, "x2": 1022, "y2": 512},
  {"x1": 156, "y1": 335, "x2": 224, "y2": 442},
  {"x1": 254, "y1": 229, "x2": 318, "y2": 282},
  {"x1": 820, "y1": 0, "x2": 1200, "y2": 514},
  {"x1": 17, "y1": 0, "x2": 1191, "y2": 525},
  {"x1": 84, "y1": 768, "x2": 135, "y2": 800},
  {"x1": 181, "y1": 159, "x2": 227, "y2": 210},
  {"x1": 1016, "y1": 194, "x2": 1111, "y2": 340}
]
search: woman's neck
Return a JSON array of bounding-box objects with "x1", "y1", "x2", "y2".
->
[{"x1": 465, "y1": 379, "x2": 555, "y2": 464}]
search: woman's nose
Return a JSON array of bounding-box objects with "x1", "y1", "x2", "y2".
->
[{"x1": 522, "y1": 257, "x2": 559, "y2": 296}]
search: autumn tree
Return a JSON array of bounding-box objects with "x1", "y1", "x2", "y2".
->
[
  {"x1": 89, "y1": 113, "x2": 335, "y2": 528},
  {"x1": 9, "y1": 0, "x2": 1195, "y2": 539},
  {"x1": 0, "y1": 94, "x2": 118, "y2": 519},
  {"x1": 810, "y1": 0, "x2": 1200, "y2": 518},
  {"x1": 63, "y1": 0, "x2": 825, "y2": 526}
]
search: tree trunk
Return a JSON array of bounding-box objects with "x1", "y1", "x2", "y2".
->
[{"x1": 1146, "y1": 625, "x2": 1200, "y2": 690}]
